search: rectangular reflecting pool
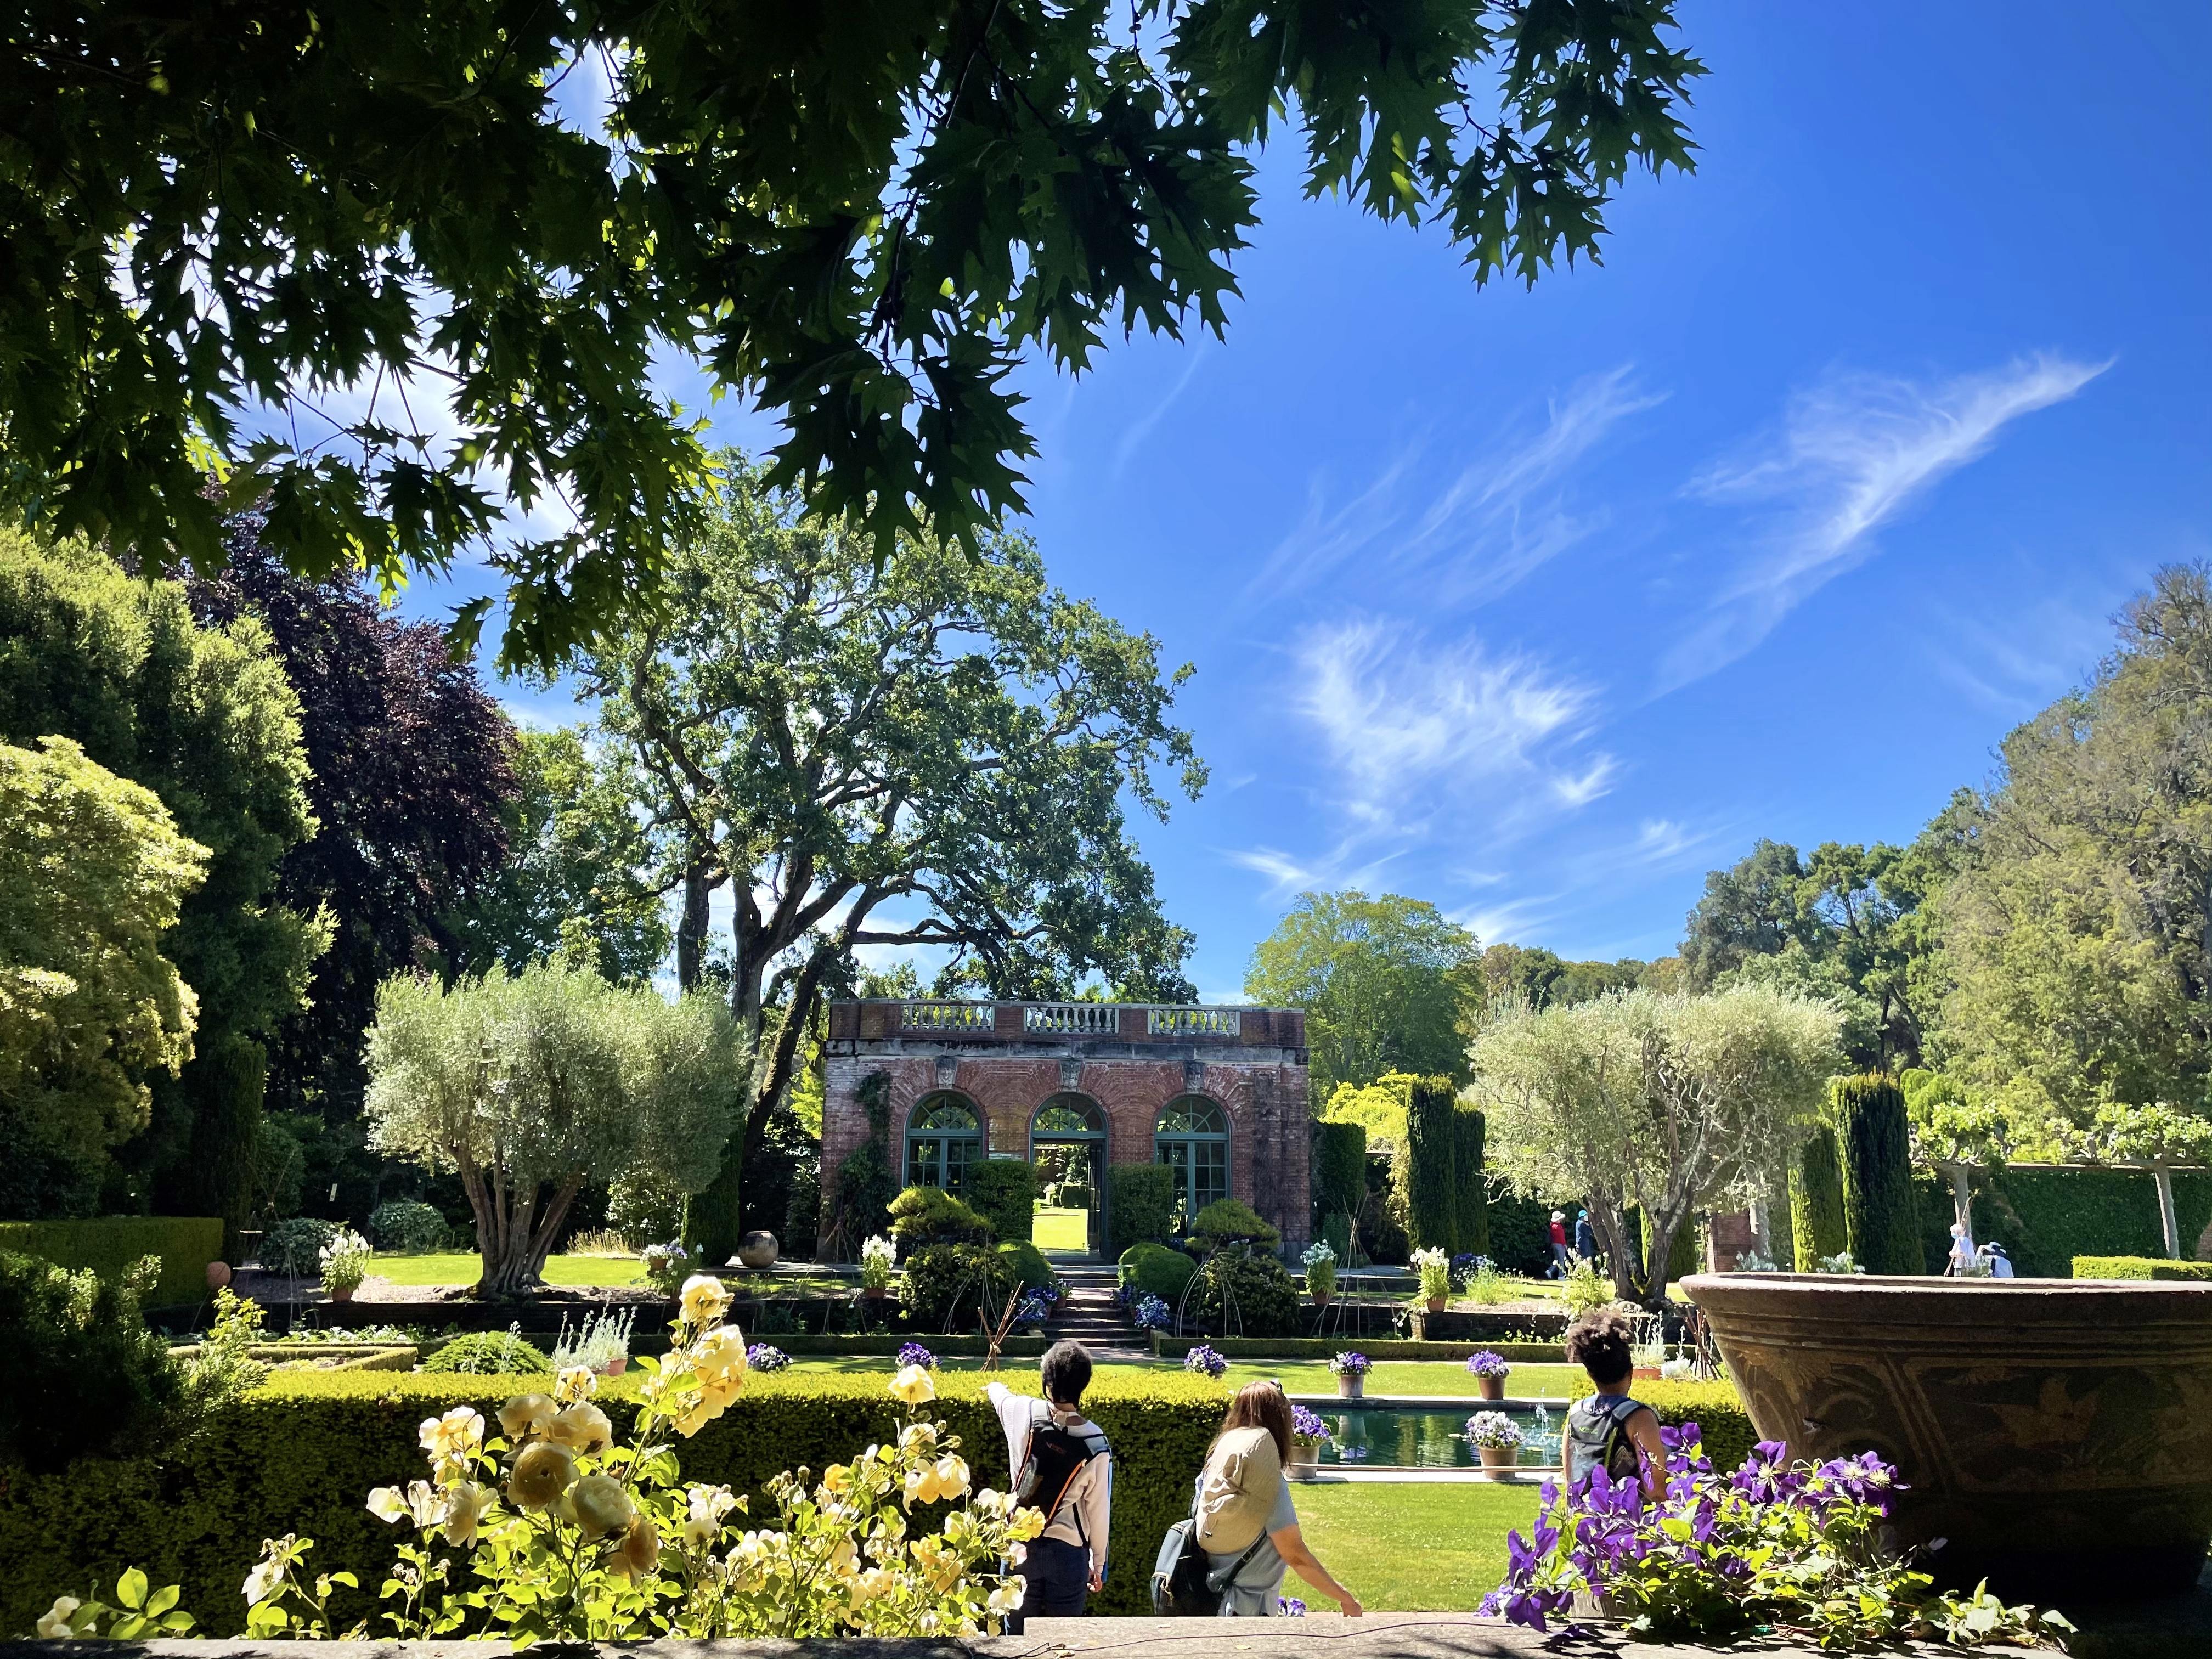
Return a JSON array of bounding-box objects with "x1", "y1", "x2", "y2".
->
[{"x1": 1304, "y1": 1402, "x2": 1564, "y2": 1469}]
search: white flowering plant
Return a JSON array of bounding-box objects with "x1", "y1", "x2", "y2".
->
[
  {"x1": 1413, "y1": 1246, "x2": 1452, "y2": 1302},
  {"x1": 860, "y1": 1234, "x2": 898, "y2": 1293},
  {"x1": 233, "y1": 1274, "x2": 1046, "y2": 1641},
  {"x1": 318, "y1": 1228, "x2": 374, "y2": 1296},
  {"x1": 35, "y1": 1570, "x2": 195, "y2": 1640}
]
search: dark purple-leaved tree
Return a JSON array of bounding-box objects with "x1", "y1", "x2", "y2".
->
[{"x1": 184, "y1": 524, "x2": 517, "y2": 1212}]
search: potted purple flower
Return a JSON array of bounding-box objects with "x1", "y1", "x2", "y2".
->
[
  {"x1": 1468, "y1": 1350, "x2": 1511, "y2": 1401},
  {"x1": 1184, "y1": 1343, "x2": 1228, "y2": 1379},
  {"x1": 1466, "y1": 1410, "x2": 1523, "y2": 1475},
  {"x1": 1329, "y1": 1350, "x2": 1372, "y2": 1399},
  {"x1": 896, "y1": 1341, "x2": 936, "y2": 1370},
  {"x1": 1289, "y1": 1403, "x2": 1330, "y2": 1477}
]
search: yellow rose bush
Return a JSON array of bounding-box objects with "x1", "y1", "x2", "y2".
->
[{"x1": 233, "y1": 1276, "x2": 1045, "y2": 1641}]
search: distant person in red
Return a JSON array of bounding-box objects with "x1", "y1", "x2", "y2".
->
[{"x1": 1549, "y1": 1210, "x2": 1571, "y2": 1276}]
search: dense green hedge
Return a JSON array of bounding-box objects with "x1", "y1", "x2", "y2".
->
[
  {"x1": 767, "y1": 1332, "x2": 1050, "y2": 1357},
  {"x1": 0, "y1": 1367, "x2": 1230, "y2": 1634},
  {"x1": 1119, "y1": 1241, "x2": 1197, "y2": 1302},
  {"x1": 1106, "y1": 1162, "x2": 1174, "y2": 1254},
  {"x1": 1452, "y1": 1109, "x2": 1489, "y2": 1259},
  {"x1": 1151, "y1": 1334, "x2": 1563, "y2": 1364},
  {"x1": 1911, "y1": 1167, "x2": 2212, "y2": 1278},
  {"x1": 1485, "y1": 1187, "x2": 1561, "y2": 1276},
  {"x1": 1313, "y1": 1120, "x2": 1367, "y2": 1224},
  {"x1": 2072, "y1": 1255, "x2": 2212, "y2": 1281},
  {"x1": 1400, "y1": 1075, "x2": 1459, "y2": 1252},
  {"x1": 1790, "y1": 1127, "x2": 1848, "y2": 1270},
  {"x1": 1837, "y1": 1074, "x2": 1922, "y2": 1274},
  {"x1": 0, "y1": 1215, "x2": 224, "y2": 1308},
  {"x1": 1565, "y1": 1376, "x2": 1756, "y2": 1474},
  {"x1": 967, "y1": 1158, "x2": 1035, "y2": 1243}
]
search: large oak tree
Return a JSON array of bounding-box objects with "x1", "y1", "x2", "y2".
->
[{"x1": 575, "y1": 462, "x2": 1203, "y2": 1260}]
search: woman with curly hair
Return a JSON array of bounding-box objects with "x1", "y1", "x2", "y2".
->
[{"x1": 1562, "y1": 1308, "x2": 1665, "y2": 1496}]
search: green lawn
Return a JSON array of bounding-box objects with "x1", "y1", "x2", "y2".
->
[
  {"x1": 368, "y1": 1252, "x2": 646, "y2": 1286},
  {"x1": 1032, "y1": 1207, "x2": 1090, "y2": 1252},
  {"x1": 1293, "y1": 1481, "x2": 1539, "y2": 1611}
]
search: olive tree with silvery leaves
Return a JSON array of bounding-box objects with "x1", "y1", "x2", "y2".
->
[
  {"x1": 1472, "y1": 986, "x2": 1841, "y2": 1308},
  {"x1": 365, "y1": 960, "x2": 743, "y2": 1295}
]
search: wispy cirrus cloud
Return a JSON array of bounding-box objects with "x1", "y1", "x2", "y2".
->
[
  {"x1": 1657, "y1": 354, "x2": 2110, "y2": 692},
  {"x1": 1252, "y1": 365, "x2": 1662, "y2": 605}
]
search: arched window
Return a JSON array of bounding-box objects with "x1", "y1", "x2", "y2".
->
[
  {"x1": 1154, "y1": 1096, "x2": 1229, "y2": 1231},
  {"x1": 905, "y1": 1096, "x2": 983, "y2": 1194},
  {"x1": 1032, "y1": 1096, "x2": 1107, "y2": 1140}
]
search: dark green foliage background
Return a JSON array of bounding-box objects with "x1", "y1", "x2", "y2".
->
[
  {"x1": 1908, "y1": 1167, "x2": 2212, "y2": 1279},
  {"x1": 1401, "y1": 1075, "x2": 1460, "y2": 1252},
  {"x1": 965, "y1": 1158, "x2": 1036, "y2": 1244},
  {"x1": 1187, "y1": 1248, "x2": 1300, "y2": 1338},
  {"x1": 0, "y1": 1249, "x2": 185, "y2": 1475},
  {"x1": 898, "y1": 1242, "x2": 1015, "y2": 1333},
  {"x1": 0, "y1": 1368, "x2": 1232, "y2": 1633},
  {"x1": 1189, "y1": 1197, "x2": 1278, "y2": 1252},
  {"x1": 1483, "y1": 1188, "x2": 1561, "y2": 1276},
  {"x1": 0, "y1": 1216, "x2": 222, "y2": 1310},
  {"x1": 887, "y1": 1186, "x2": 993, "y2": 1250},
  {"x1": 1790, "y1": 1127, "x2": 1849, "y2": 1269},
  {"x1": 1107, "y1": 1162, "x2": 1175, "y2": 1254},
  {"x1": 1452, "y1": 1109, "x2": 1489, "y2": 1259},
  {"x1": 1312, "y1": 1120, "x2": 1367, "y2": 1223},
  {"x1": 1837, "y1": 1075, "x2": 1923, "y2": 1274}
]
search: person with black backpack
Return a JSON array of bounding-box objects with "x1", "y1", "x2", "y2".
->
[{"x1": 987, "y1": 1339, "x2": 1113, "y2": 1630}]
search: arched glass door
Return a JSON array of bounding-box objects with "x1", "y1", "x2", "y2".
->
[
  {"x1": 905, "y1": 1095, "x2": 983, "y2": 1195},
  {"x1": 1031, "y1": 1094, "x2": 1107, "y2": 1257},
  {"x1": 1154, "y1": 1096, "x2": 1229, "y2": 1233}
]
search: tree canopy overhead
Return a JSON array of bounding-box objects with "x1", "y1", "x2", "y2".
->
[{"x1": 0, "y1": 1, "x2": 1702, "y2": 667}]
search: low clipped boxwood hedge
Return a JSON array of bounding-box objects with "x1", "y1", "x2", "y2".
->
[
  {"x1": 1152, "y1": 1333, "x2": 1562, "y2": 1363},
  {"x1": 0, "y1": 1365, "x2": 1229, "y2": 1635},
  {"x1": 2073, "y1": 1254, "x2": 2212, "y2": 1282},
  {"x1": 1565, "y1": 1376, "x2": 1757, "y2": 1474},
  {"x1": 0, "y1": 1215, "x2": 223, "y2": 1308}
]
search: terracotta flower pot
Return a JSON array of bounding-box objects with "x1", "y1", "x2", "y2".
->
[
  {"x1": 1337, "y1": 1374, "x2": 1364, "y2": 1400},
  {"x1": 1478, "y1": 1444, "x2": 1518, "y2": 1476},
  {"x1": 1632, "y1": 1364, "x2": 1662, "y2": 1381},
  {"x1": 1684, "y1": 1270, "x2": 2212, "y2": 1596},
  {"x1": 861, "y1": 1285, "x2": 888, "y2": 1301},
  {"x1": 599, "y1": 1357, "x2": 627, "y2": 1378},
  {"x1": 1311, "y1": 1289, "x2": 1331, "y2": 1307},
  {"x1": 205, "y1": 1261, "x2": 233, "y2": 1292},
  {"x1": 329, "y1": 1284, "x2": 355, "y2": 1304},
  {"x1": 1477, "y1": 1375, "x2": 1505, "y2": 1402},
  {"x1": 1426, "y1": 1295, "x2": 1447, "y2": 1312}
]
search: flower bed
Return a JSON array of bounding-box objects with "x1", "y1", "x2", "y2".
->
[{"x1": 0, "y1": 1360, "x2": 1230, "y2": 1633}]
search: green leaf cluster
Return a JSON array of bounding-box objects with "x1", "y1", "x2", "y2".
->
[
  {"x1": 0, "y1": 2, "x2": 1700, "y2": 669},
  {"x1": 1105, "y1": 1161, "x2": 1176, "y2": 1254},
  {"x1": 963, "y1": 1159, "x2": 1036, "y2": 1245}
]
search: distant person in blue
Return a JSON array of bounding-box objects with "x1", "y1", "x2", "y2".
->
[{"x1": 1573, "y1": 1210, "x2": 1596, "y2": 1261}]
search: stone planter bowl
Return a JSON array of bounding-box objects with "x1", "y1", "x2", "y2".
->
[
  {"x1": 1683, "y1": 1271, "x2": 2212, "y2": 1596},
  {"x1": 736, "y1": 1231, "x2": 780, "y2": 1271}
]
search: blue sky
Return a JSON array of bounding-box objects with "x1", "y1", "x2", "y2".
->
[{"x1": 409, "y1": 3, "x2": 2212, "y2": 1004}]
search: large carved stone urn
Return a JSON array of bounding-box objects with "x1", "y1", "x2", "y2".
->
[{"x1": 1683, "y1": 1272, "x2": 2212, "y2": 1596}]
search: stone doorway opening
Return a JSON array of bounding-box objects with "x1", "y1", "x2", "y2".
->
[{"x1": 1031, "y1": 1095, "x2": 1108, "y2": 1260}]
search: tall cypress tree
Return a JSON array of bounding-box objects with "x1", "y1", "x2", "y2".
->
[
  {"x1": 1837, "y1": 1074, "x2": 1923, "y2": 1274},
  {"x1": 1452, "y1": 1107, "x2": 1488, "y2": 1258},
  {"x1": 1790, "y1": 1125, "x2": 1849, "y2": 1269},
  {"x1": 1401, "y1": 1076, "x2": 1460, "y2": 1254}
]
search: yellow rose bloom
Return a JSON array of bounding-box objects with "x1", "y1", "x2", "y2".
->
[
  {"x1": 569, "y1": 1472, "x2": 634, "y2": 1540},
  {"x1": 441, "y1": 1481, "x2": 491, "y2": 1547},
  {"x1": 696, "y1": 1323, "x2": 748, "y2": 1381},
  {"x1": 506, "y1": 1441, "x2": 577, "y2": 1511},
  {"x1": 899, "y1": 1420, "x2": 938, "y2": 1452},
  {"x1": 549, "y1": 1401, "x2": 613, "y2": 1455},
  {"x1": 933, "y1": 1454, "x2": 969, "y2": 1499},
  {"x1": 680, "y1": 1274, "x2": 732, "y2": 1324},
  {"x1": 888, "y1": 1364, "x2": 935, "y2": 1407},
  {"x1": 36, "y1": 1598, "x2": 81, "y2": 1638},
  {"x1": 608, "y1": 1510, "x2": 661, "y2": 1581},
  {"x1": 496, "y1": 1393, "x2": 556, "y2": 1441},
  {"x1": 554, "y1": 1365, "x2": 597, "y2": 1404},
  {"x1": 419, "y1": 1406, "x2": 485, "y2": 1473}
]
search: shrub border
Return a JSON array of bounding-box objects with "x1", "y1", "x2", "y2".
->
[{"x1": 2072, "y1": 1254, "x2": 2212, "y2": 1282}]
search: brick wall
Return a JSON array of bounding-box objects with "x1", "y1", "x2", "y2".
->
[{"x1": 819, "y1": 1049, "x2": 1311, "y2": 1255}]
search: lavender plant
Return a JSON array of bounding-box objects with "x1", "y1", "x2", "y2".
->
[{"x1": 1480, "y1": 1425, "x2": 2073, "y2": 1649}]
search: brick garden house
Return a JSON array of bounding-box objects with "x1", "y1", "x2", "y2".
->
[{"x1": 821, "y1": 1000, "x2": 1311, "y2": 1258}]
